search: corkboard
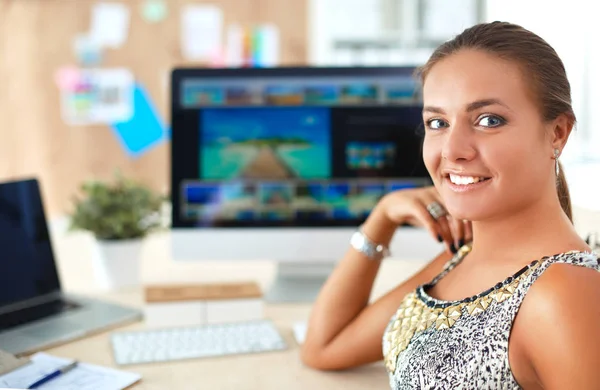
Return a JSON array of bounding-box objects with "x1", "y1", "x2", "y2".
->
[{"x1": 0, "y1": 0, "x2": 307, "y2": 215}]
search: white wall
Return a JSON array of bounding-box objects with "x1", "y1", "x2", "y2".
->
[{"x1": 308, "y1": 0, "x2": 383, "y2": 66}]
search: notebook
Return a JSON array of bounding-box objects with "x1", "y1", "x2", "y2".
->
[{"x1": 0, "y1": 352, "x2": 140, "y2": 390}]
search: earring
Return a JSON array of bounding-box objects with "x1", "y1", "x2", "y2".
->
[{"x1": 554, "y1": 148, "x2": 560, "y2": 176}]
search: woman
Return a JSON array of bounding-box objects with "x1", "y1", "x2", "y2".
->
[{"x1": 301, "y1": 21, "x2": 600, "y2": 389}]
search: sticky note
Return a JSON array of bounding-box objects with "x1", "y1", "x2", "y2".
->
[
  {"x1": 89, "y1": 2, "x2": 131, "y2": 48},
  {"x1": 142, "y1": 0, "x2": 168, "y2": 22},
  {"x1": 181, "y1": 5, "x2": 222, "y2": 60},
  {"x1": 111, "y1": 84, "x2": 166, "y2": 158},
  {"x1": 54, "y1": 66, "x2": 81, "y2": 91}
]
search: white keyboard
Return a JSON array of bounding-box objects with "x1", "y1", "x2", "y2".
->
[{"x1": 111, "y1": 320, "x2": 287, "y2": 365}]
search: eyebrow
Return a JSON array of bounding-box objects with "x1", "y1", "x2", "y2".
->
[{"x1": 422, "y1": 98, "x2": 510, "y2": 115}]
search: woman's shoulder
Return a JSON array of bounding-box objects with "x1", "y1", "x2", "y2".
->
[
  {"x1": 525, "y1": 250, "x2": 600, "y2": 311},
  {"x1": 513, "y1": 251, "x2": 600, "y2": 386}
]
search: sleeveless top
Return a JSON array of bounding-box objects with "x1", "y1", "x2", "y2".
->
[{"x1": 382, "y1": 244, "x2": 600, "y2": 389}]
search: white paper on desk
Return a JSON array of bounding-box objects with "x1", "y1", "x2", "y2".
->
[
  {"x1": 90, "y1": 2, "x2": 131, "y2": 48},
  {"x1": 181, "y1": 4, "x2": 223, "y2": 60},
  {"x1": 423, "y1": 0, "x2": 478, "y2": 41},
  {"x1": 0, "y1": 350, "x2": 29, "y2": 376},
  {"x1": 0, "y1": 352, "x2": 140, "y2": 390}
]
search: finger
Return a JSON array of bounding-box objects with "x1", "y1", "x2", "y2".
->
[
  {"x1": 436, "y1": 215, "x2": 456, "y2": 254},
  {"x1": 450, "y1": 216, "x2": 465, "y2": 250},
  {"x1": 426, "y1": 194, "x2": 455, "y2": 253},
  {"x1": 463, "y1": 219, "x2": 473, "y2": 242},
  {"x1": 411, "y1": 200, "x2": 443, "y2": 243}
]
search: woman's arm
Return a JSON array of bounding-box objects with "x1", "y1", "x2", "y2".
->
[
  {"x1": 515, "y1": 263, "x2": 600, "y2": 389},
  {"x1": 301, "y1": 188, "x2": 463, "y2": 370}
]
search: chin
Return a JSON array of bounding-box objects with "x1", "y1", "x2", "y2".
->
[{"x1": 444, "y1": 199, "x2": 491, "y2": 222}]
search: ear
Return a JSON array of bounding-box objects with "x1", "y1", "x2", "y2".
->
[{"x1": 549, "y1": 113, "x2": 573, "y2": 154}]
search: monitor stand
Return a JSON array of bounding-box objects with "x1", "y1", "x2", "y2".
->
[{"x1": 265, "y1": 262, "x2": 336, "y2": 303}]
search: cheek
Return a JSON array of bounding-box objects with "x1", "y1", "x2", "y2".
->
[
  {"x1": 484, "y1": 136, "x2": 545, "y2": 183},
  {"x1": 421, "y1": 137, "x2": 440, "y2": 177}
]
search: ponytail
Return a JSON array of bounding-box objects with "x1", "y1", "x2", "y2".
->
[{"x1": 556, "y1": 161, "x2": 572, "y2": 223}]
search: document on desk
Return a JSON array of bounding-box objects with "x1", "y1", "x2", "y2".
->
[
  {"x1": 0, "y1": 350, "x2": 29, "y2": 376},
  {"x1": 0, "y1": 353, "x2": 141, "y2": 390}
]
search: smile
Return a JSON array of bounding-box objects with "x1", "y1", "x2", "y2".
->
[{"x1": 445, "y1": 174, "x2": 492, "y2": 192}]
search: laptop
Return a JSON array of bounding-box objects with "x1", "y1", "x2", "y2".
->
[{"x1": 0, "y1": 178, "x2": 142, "y2": 356}]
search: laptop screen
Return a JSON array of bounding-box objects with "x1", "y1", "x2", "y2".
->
[{"x1": 0, "y1": 179, "x2": 60, "y2": 309}]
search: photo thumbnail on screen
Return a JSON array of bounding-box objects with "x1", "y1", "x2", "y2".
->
[
  {"x1": 258, "y1": 182, "x2": 294, "y2": 220},
  {"x1": 201, "y1": 107, "x2": 331, "y2": 180},
  {"x1": 184, "y1": 182, "x2": 257, "y2": 221},
  {"x1": 350, "y1": 182, "x2": 386, "y2": 219},
  {"x1": 264, "y1": 85, "x2": 304, "y2": 105},
  {"x1": 323, "y1": 182, "x2": 353, "y2": 219},
  {"x1": 304, "y1": 85, "x2": 339, "y2": 105},
  {"x1": 341, "y1": 84, "x2": 378, "y2": 104},
  {"x1": 183, "y1": 86, "x2": 224, "y2": 106},
  {"x1": 346, "y1": 141, "x2": 396, "y2": 170},
  {"x1": 293, "y1": 182, "x2": 328, "y2": 220}
]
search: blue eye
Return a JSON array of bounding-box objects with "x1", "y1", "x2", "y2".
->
[
  {"x1": 478, "y1": 115, "x2": 505, "y2": 127},
  {"x1": 426, "y1": 118, "x2": 448, "y2": 130}
]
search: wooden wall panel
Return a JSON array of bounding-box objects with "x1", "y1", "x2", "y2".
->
[{"x1": 0, "y1": 0, "x2": 307, "y2": 215}]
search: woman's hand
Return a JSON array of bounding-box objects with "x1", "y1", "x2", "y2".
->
[{"x1": 377, "y1": 186, "x2": 472, "y2": 253}]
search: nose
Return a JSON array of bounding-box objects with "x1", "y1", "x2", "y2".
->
[{"x1": 441, "y1": 121, "x2": 477, "y2": 163}]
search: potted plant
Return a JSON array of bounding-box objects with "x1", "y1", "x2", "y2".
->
[{"x1": 69, "y1": 171, "x2": 165, "y2": 290}]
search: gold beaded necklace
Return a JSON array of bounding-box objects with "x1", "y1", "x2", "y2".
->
[{"x1": 383, "y1": 244, "x2": 551, "y2": 373}]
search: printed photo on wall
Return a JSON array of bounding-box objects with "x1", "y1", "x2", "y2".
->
[{"x1": 56, "y1": 67, "x2": 134, "y2": 126}]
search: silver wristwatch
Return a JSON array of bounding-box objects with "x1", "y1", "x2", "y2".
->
[{"x1": 350, "y1": 225, "x2": 391, "y2": 261}]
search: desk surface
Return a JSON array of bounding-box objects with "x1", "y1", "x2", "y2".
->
[{"x1": 46, "y1": 221, "x2": 428, "y2": 390}]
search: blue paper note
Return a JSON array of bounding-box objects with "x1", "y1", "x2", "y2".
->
[{"x1": 111, "y1": 84, "x2": 167, "y2": 158}]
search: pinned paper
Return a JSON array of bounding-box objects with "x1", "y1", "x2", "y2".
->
[
  {"x1": 58, "y1": 68, "x2": 134, "y2": 125},
  {"x1": 54, "y1": 66, "x2": 81, "y2": 91},
  {"x1": 181, "y1": 5, "x2": 223, "y2": 61},
  {"x1": 111, "y1": 84, "x2": 167, "y2": 158},
  {"x1": 142, "y1": 0, "x2": 167, "y2": 23},
  {"x1": 90, "y1": 2, "x2": 131, "y2": 48},
  {"x1": 73, "y1": 34, "x2": 103, "y2": 66},
  {"x1": 225, "y1": 24, "x2": 244, "y2": 67},
  {"x1": 253, "y1": 24, "x2": 280, "y2": 67}
]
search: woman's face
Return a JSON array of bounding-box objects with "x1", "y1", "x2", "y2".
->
[{"x1": 422, "y1": 49, "x2": 555, "y2": 221}]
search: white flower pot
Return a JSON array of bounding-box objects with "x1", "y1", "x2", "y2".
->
[{"x1": 91, "y1": 239, "x2": 143, "y2": 290}]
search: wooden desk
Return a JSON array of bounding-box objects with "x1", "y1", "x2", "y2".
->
[{"x1": 46, "y1": 221, "x2": 428, "y2": 390}]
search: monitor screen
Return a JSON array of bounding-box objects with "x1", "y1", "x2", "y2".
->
[
  {"x1": 171, "y1": 67, "x2": 431, "y2": 228},
  {"x1": 0, "y1": 179, "x2": 61, "y2": 310}
]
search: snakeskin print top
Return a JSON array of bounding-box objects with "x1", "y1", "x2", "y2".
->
[{"x1": 382, "y1": 245, "x2": 599, "y2": 389}]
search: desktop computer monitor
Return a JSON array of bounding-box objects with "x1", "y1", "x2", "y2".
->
[{"x1": 170, "y1": 66, "x2": 443, "y2": 302}]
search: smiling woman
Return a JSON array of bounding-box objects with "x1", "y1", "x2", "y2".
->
[{"x1": 301, "y1": 21, "x2": 600, "y2": 390}]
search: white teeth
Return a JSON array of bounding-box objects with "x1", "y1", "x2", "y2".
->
[{"x1": 449, "y1": 174, "x2": 486, "y2": 185}]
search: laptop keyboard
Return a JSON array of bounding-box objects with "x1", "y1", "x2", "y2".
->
[{"x1": 0, "y1": 299, "x2": 80, "y2": 331}]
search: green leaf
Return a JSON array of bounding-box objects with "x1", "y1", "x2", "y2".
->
[{"x1": 69, "y1": 170, "x2": 166, "y2": 240}]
